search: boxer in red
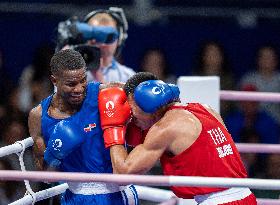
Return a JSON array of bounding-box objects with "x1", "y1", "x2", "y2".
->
[{"x1": 98, "y1": 72, "x2": 257, "y2": 205}]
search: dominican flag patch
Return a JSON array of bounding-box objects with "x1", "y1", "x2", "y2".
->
[{"x1": 84, "y1": 123, "x2": 96, "y2": 132}]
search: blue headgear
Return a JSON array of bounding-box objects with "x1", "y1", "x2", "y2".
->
[{"x1": 134, "y1": 80, "x2": 180, "y2": 113}]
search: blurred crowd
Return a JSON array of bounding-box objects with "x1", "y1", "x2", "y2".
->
[{"x1": 0, "y1": 38, "x2": 280, "y2": 203}]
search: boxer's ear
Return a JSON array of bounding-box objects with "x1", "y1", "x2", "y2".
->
[{"x1": 50, "y1": 74, "x2": 57, "y2": 87}]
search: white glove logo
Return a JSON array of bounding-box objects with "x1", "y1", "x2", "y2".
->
[
  {"x1": 105, "y1": 101, "x2": 115, "y2": 117},
  {"x1": 52, "y1": 139, "x2": 62, "y2": 151},
  {"x1": 106, "y1": 101, "x2": 115, "y2": 109},
  {"x1": 152, "y1": 85, "x2": 165, "y2": 95}
]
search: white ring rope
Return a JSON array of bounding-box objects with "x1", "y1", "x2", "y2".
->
[
  {"x1": 0, "y1": 138, "x2": 279, "y2": 204},
  {"x1": 257, "y1": 199, "x2": 280, "y2": 205},
  {"x1": 9, "y1": 183, "x2": 69, "y2": 205},
  {"x1": 135, "y1": 185, "x2": 176, "y2": 202},
  {"x1": 0, "y1": 170, "x2": 280, "y2": 190},
  {"x1": 220, "y1": 90, "x2": 280, "y2": 102},
  {"x1": 1, "y1": 137, "x2": 280, "y2": 205},
  {"x1": 15, "y1": 141, "x2": 36, "y2": 205},
  {"x1": 9, "y1": 183, "x2": 280, "y2": 205},
  {"x1": 0, "y1": 137, "x2": 33, "y2": 157},
  {"x1": 236, "y1": 143, "x2": 280, "y2": 153},
  {"x1": 1, "y1": 138, "x2": 280, "y2": 158},
  {"x1": 157, "y1": 198, "x2": 178, "y2": 205},
  {"x1": 135, "y1": 186, "x2": 280, "y2": 205}
]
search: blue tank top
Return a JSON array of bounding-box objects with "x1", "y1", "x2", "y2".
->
[{"x1": 41, "y1": 82, "x2": 112, "y2": 173}]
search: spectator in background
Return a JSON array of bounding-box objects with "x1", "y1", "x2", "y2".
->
[
  {"x1": 240, "y1": 44, "x2": 280, "y2": 124},
  {"x1": 265, "y1": 154, "x2": 280, "y2": 180},
  {"x1": 0, "y1": 87, "x2": 27, "y2": 139},
  {"x1": 2, "y1": 120, "x2": 26, "y2": 145},
  {"x1": 139, "y1": 47, "x2": 177, "y2": 84},
  {"x1": 193, "y1": 41, "x2": 235, "y2": 117},
  {"x1": 2, "y1": 87, "x2": 56, "y2": 204},
  {"x1": 18, "y1": 43, "x2": 54, "y2": 114},
  {"x1": 253, "y1": 153, "x2": 280, "y2": 199},
  {"x1": 7, "y1": 88, "x2": 27, "y2": 122},
  {"x1": 239, "y1": 128, "x2": 263, "y2": 178},
  {"x1": 0, "y1": 158, "x2": 25, "y2": 204},
  {"x1": 84, "y1": 7, "x2": 135, "y2": 83},
  {"x1": 0, "y1": 88, "x2": 36, "y2": 172},
  {"x1": 225, "y1": 84, "x2": 280, "y2": 144},
  {"x1": 193, "y1": 40, "x2": 235, "y2": 90}
]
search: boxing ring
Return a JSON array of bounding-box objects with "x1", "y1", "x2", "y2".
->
[{"x1": 1, "y1": 83, "x2": 280, "y2": 205}]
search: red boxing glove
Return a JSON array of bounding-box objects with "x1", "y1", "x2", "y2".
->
[
  {"x1": 125, "y1": 120, "x2": 148, "y2": 147},
  {"x1": 98, "y1": 87, "x2": 131, "y2": 148}
]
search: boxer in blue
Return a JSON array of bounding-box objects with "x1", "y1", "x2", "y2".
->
[{"x1": 28, "y1": 49, "x2": 138, "y2": 205}]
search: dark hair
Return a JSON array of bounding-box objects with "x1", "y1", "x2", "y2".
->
[
  {"x1": 139, "y1": 47, "x2": 172, "y2": 77},
  {"x1": 194, "y1": 40, "x2": 231, "y2": 76},
  {"x1": 256, "y1": 44, "x2": 279, "y2": 66},
  {"x1": 256, "y1": 43, "x2": 278, "y2": 56},
  {"x1": 124, "y1": 72, "x2": 158, "y2": 96},
  {"x1": 50, "y1": 49, "x2": 86, "y2": 75}
]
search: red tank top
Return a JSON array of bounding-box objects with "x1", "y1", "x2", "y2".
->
[{"x1": 160, "y1": 103, "x2": 247, "y2": 199}]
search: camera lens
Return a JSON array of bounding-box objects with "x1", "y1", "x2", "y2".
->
[{"x1": 73, "y1": 45, "x2": 101, "y2": 71}]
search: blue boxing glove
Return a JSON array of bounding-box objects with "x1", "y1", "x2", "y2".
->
[
  {"x1": 76, "y1": 23, "x2": 119, "y2": 44},
  {"x1": 44, "y1": 120, "x2": 85, "y2": 168},
  {"x1": 134, "y1": 80, "x2": 180, "y2": 113}
]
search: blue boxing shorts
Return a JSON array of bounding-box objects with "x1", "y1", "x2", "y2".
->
[{"x1": 61, "y1": 182, "x2": 138, "y2": 205}]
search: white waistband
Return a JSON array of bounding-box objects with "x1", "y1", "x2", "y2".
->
[
  {"x1": 67, "y1": 182, "x2": 122, "y2": 195},
  {"x1": 194, "y1": 187, "x2": 252, "y2": 205}
]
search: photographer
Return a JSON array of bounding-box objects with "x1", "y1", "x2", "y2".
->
[{"x1": 57, "y1": 7, "x2": 135, "y2": 83}]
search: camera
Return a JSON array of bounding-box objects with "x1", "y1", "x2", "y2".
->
[
  {"x1": 73, "y1": 44, "x2": 101, "y2": 72},
  {"x1": 84, "y1": 7, "x2": 128, "y2": 55},
  {"x1": 56, "y1": 16, "x2": 119, "y2": 71},
  {"x1": 56, "y1": 7, "x2": 128, "y2": 71},
  {"x1": 56, "y1": 17, "x2": 119, "y2": 49}
]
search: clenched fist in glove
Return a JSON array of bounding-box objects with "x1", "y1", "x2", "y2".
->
[{"x1": 98, "y1": 87, "x2": 131, "y2": 148}]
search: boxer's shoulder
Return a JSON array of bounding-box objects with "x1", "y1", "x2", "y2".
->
[
  {"x1": 159, "y1": 108, "x2": 201, "y2": 136},
  {"x1": 163, "y1": 108, "x2": 194, "y2": 125},
  {"x1": 28, "y1": 105, "x2": 43, "y2": 140},
  {"x1": 29, "y1": 104, "x2": 42, "y2": 120}
]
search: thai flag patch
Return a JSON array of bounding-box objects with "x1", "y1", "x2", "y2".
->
[{"x1": 84, "y1": 123, "x2": 96, "y2": 132}]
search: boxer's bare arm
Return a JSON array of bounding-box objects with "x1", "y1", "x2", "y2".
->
[
  {"x1": 110, "y1": 124, "x2": 172, "y2": 174},
  {"x1": 28, "y1": 105, "x2": 46, "y2": 171}
]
